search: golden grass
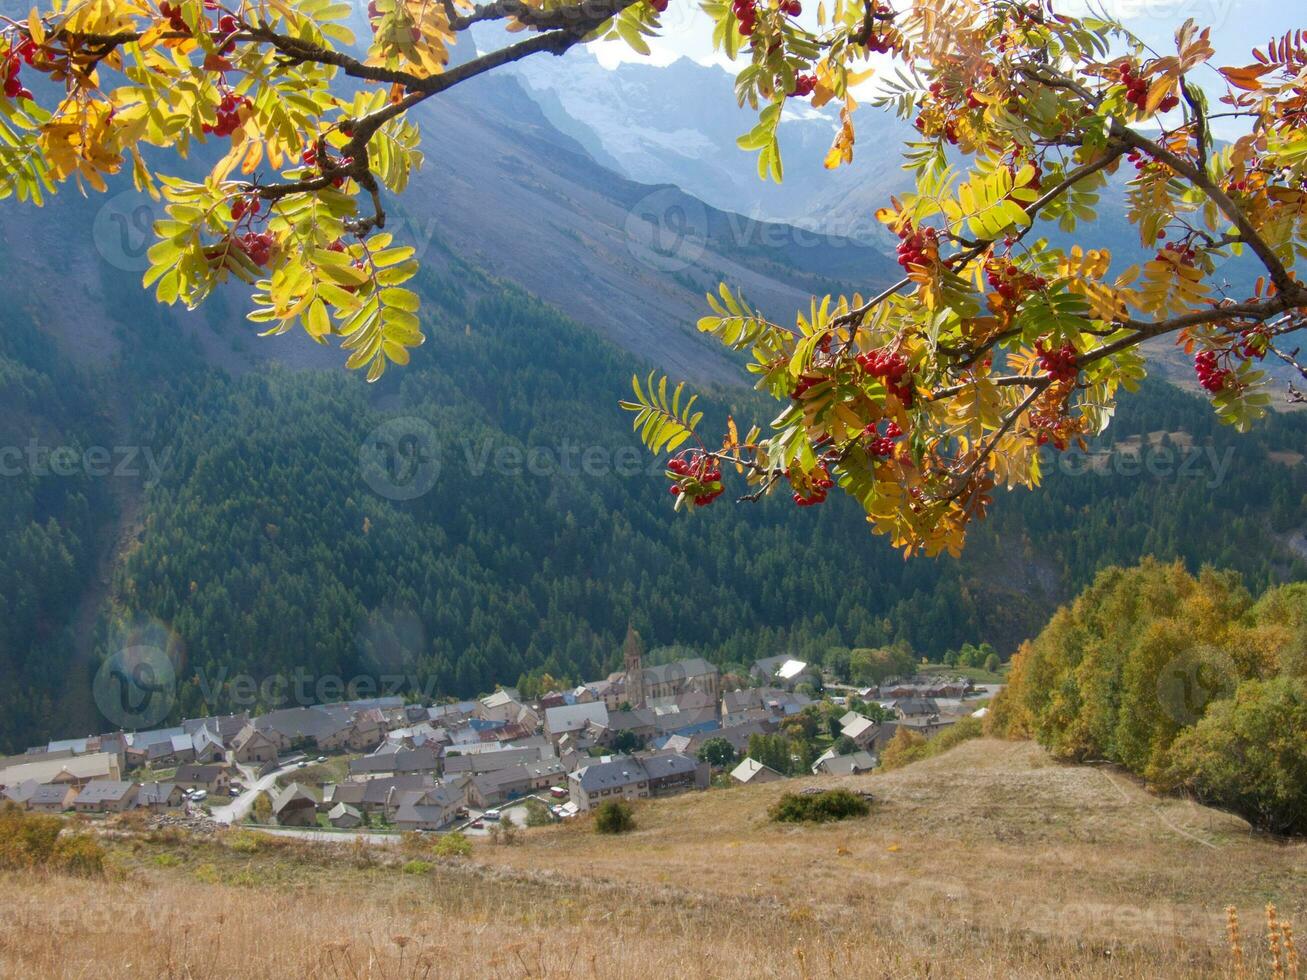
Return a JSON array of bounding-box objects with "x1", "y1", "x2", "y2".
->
[{"x1": 1, "y1": 739, "x2": 1303, "y2": 978}]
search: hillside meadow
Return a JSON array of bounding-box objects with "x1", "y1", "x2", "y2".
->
[{"x1": 2, "y1": 739, "x2": 1302, "y2": 979}]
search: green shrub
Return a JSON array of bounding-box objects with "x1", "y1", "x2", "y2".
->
[
  {"x1": 769, "y1": 789, "x2": 870, "y2": 824},
  {"x1": 432, "y1": 832, "x2": 472, "y2": 858},
  {"x1": 225, "y1": 831, "x2": 263, "y2": 854},
  {"x1": 1164, "y1": 677, "x2": 1307, "y2": 835},
  {"x1": 593, "y1": 800, "x2": 635, "y2": 834},
  {"x1": 522, "y1": 798, "x2": 554, "y2": 827},
  {"x1": 402, "y1": 859, "x2": 434, "y2": 875}
]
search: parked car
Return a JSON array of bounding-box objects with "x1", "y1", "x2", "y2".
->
[
  {"x1": 471, "y1": 819, "x2": 484, "y2": 829},
  {"x1": 483, "y1": 809, "x2": 501, "y2": 821},
  {"x1": 228, "y1": 787, "x2": 241, "y2": 797},
  {"x1": 315, "y1": 756, "x2": 326, "y2": 763},
  {"x1": 190, "y1": 790, "x2": 208, "y2": 802}
]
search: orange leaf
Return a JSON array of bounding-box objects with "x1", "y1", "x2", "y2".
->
[{"x1": 1219, "y1": 64, "x2": 1273, "y2": 91}]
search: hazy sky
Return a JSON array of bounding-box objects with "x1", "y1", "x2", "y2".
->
[{"x1": 590, "y1": 0, "x2": 1298, "y2": 102}]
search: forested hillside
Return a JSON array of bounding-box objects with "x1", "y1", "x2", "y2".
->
[
  {"x1": 0, "y1": 317, "x2": 112, "y2": 747},
  {"x1": 69, "y1": 252, "x2": 1306, "y2": 735}
]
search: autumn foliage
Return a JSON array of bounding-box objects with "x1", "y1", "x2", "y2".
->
[
  {"x1": 988, "y1": 560, "x2": 1307, "y2": 834},
  {"x1": 2, "y1": 2, "x2": 1306, "y2": 553}
]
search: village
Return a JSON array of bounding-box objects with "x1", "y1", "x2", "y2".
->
[{"x1": 0, "y1": 631, "x2": 994, "y2": 835}]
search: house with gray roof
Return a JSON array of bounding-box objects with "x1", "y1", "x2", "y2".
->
[
  {"x1": 812, "y1": 750, "x2": 878, "y2": 776},
  {"x1": 391, "y1": 784, "x2": 464, "y2": 830},
  {"x1": 639, "y1": 751, "x2": 709, "y2": 796},
  {"x1": 137, "y1": 782, "x2": 185, "y2": 810},
  {"x1": 729, "y1": 757, "x2": 785, "y2": 786},
  {"x1": 231, "y1": 725, "x2": 279, "y2": 765},
  {"x1": 174, "y1": 763, "x2": 231, "y2": 794},
  {"x1": 327, "y1": 803, "x2": 364, "y2": 829},
  {"x1": 469, "y1": 765, "x2": 534, "y2": 808},
  {"x1": 567, "y1": 756, "x2": 649, "y2": 812},
  {"x1": 27, "y1": 783, "x2": 77, "y2": 813},
  {"x1": 73, "y1": 780, "x2": 139, "y2": 813},
  {"x1": 272, "y1": 783, "x2": 318, "y2": 826},
  {"x1": 347, "y1": 745, "x2": 439, "y2": 777}
]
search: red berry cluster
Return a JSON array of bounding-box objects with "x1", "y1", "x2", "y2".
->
[
  {"x1": 894, "y1": 224, "x2": 938, "y2": 272},
  {"x1": 863, "y1": 2, "x2": 894, "y2": 53},
  {"x1": 159, "y1": 2, "x2": 190, "y2": 32},
  {"x1": 649, "y1": 0, "x2": 668, "y2": 11},
  {"x1": 792, "y1": 73, "x2": 816, "y2": 97},
  {"x1": 204, "y1": 90, "x2": 250, "y2": 137},
  {"x1": 2, "y1": 39, "x2": 34, "y2": 101},
  {"x1": 789, "y1": 372, "x2": 824, "y2": 400},
  {"x1": 914, "y1": 111, "x2": 959, "y2": 145},
  {"x1": 667, "y1": 452, "x2": 724, "y2": 507},
  {"x1": 303, "y1": 143, "x2": 354, "y2": 188},
  {"x1": 1238, "y1": 327, "x2": 1268, "y2": 360},
  {"x1": 732, "y1": 0, "x2": 757, "y2": 35},
  {"x1": 1119, "y1": 63, "x2": 1178, "y2": 114},
  {"x1": 230, "y1": 194, "x2": 261, "y2": 221},
  {"x1": 1225, "y1": 157, "x2": 1261, "y2": 194},
  {"x1": 1123, "y1": 149, "x2": 1164, "y2": 175},
  {"x1": 856, "y1": 349, "x2": 914, "y2": 406},
  {"x1": 1035, "y1": 341, "x2": 1078, "y2": 382},
  {"x1": 790, "y1": 465, "x2": 834, "y2": 507},
  {"x1": 1156, "y1": 241, "x2": 1196, "y2": 267},
  {"x1": 1029, "y1": 413, "x2": 1069, "y2": 450},
  {"x1": 237, "y1": 231, "x2": 276, "y2": 267},
  {"x1": 863, "y1": 419, "x2": 903, "y2": 458},
  {"x1": 985, "y1": 259, "x2": 1047, "y2": 303},
  {"x1": 781, "y1": 0, "x2": 802, "y2": 14},
  {"x1": 1194, "y1": 350, "x2": 1235, "y2": 394}
]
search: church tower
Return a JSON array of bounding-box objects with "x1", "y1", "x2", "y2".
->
[{"x1": 623, "y1": 624, "x2": 646, "y2": 708}]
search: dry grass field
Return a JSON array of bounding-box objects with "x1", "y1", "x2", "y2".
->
[{"x1": 2, "y1": 739, "x2": 1303, "y2": 979}]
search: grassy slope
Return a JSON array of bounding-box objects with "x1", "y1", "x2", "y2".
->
[{"x1": 5, "y1": 739, "x2": 1304, "y2": 979}]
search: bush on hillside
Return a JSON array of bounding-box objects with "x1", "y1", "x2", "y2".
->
[
  {"x1": 1164, "y1": 677, "x2": 1307, "y2": 835},
  {"x1": 769, "y1": 789, "x2": 870, "y2": 824},
  {"x1": 0, "y1": 804, "x2": 105, "y2": 876},
  {"x1": 593, "y1": 800, "x2": 635, "y2": 834}
]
